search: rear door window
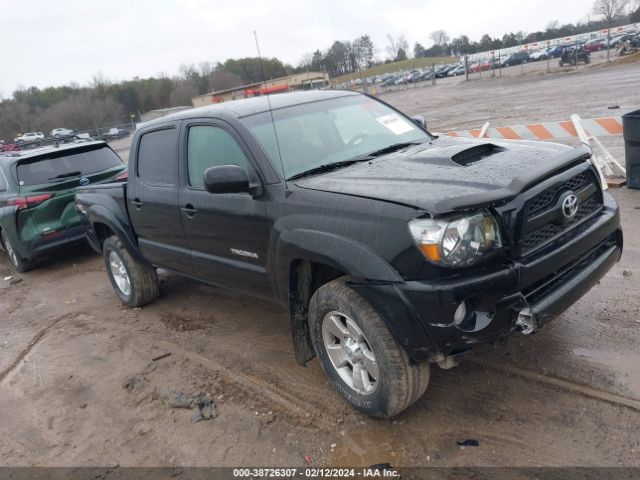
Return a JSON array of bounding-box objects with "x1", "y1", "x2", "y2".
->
[
  {"x1": 137, "y1": 127, "x2": 178, "y2": 186},
  {"x1": 16, "y1": 146, "x2": 123, "y2": 186}
]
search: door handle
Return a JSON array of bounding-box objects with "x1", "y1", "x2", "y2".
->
[
  {"x1": 131, "y1": 198, "x2": 143, "y2": 209},
  {"x1": 181, "y1": 204, "x2": 198, "y2": 218}
]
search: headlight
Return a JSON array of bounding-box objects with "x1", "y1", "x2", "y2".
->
[{"x1": 409, "y1": 211, "x2": 502, "y2": 266}]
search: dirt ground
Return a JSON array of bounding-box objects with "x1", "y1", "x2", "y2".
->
[{"x1": 1, "y1": 60, "x2": 640, "y2": 469}]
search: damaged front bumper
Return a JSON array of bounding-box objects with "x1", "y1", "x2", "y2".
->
[{"x1": 351, "y1": 193, "x2": 622, "y2": 363}]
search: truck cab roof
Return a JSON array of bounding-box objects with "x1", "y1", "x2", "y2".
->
[{"x1": 141, "y1": 90, "x2": 359, "y2": 129}]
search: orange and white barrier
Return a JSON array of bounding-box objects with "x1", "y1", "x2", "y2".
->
[{"x1": 446, "y1": 116, "x2": 623, "y2": 141}]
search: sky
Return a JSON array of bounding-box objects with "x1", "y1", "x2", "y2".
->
[{"x1": 0, "y1": 0, "x2": 596, "y2": 96}]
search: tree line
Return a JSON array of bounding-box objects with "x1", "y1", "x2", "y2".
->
[{"x1": 1, "y1": 0, "x2": 637, "y2": 142}]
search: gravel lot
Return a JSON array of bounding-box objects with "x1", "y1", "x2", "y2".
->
[{"x1": 1, "y1": 59, "x2": 639, "y2": 469}]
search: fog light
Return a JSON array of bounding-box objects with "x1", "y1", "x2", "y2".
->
[{"x1": 453, "y1": 301, "x2": 467, "y2": 326}]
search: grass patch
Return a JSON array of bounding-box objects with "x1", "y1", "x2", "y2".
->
[{"x1": 331, "y1": 57, "x2": 456, "y2": 83}]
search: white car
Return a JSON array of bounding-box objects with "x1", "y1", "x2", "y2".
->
[
  {"x1": 50, "y1": 128, "x2": 74, "y2": 137},
  {"x1": 15, "y1": 132, "x2": 44, "y2": 143},
  {"x1": 529, "y1": 49, "x2": 549, "y2": 61}
]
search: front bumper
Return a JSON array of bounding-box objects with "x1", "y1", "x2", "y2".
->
[{"x1": 351, "y1": 193, "x2": 622, "y2": 362}]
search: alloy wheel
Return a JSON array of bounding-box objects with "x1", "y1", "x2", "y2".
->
[
  {"x1": 108, "y1": 250, "x2": 131, "y2": 296},
  {"x1": 322, "y1": 311, "x2": 380, "y2": 395}
]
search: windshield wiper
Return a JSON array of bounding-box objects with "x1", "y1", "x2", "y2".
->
[
  {"x1": 347, "y1": 141, "x2": 426, "y2": 162},
  {"x1": 287, "y1": 141, "x2": 427, "y2": 181},
  {"x1": 356, "y1": 141, "x2": 424, "y2": 159},
  {"x1": 287, "y1": 159, "x2": 368, "y2": 180},
  {"x1": 48, "y1": 171, "x2": 82, "y2": 181}
]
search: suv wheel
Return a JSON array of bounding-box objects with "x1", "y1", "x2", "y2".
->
[
  {"x1": 308, "y1": 277, "x2": 430, "y2": 418},
  {"x1": 1, "y1": 230, "x2": 33, "y2": 273},
  {"x1": 103, "y1": 236, "x2": 158, "y2": 307}
]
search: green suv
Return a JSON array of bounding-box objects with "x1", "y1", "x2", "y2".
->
[{"x1": 0, "y1": 141, "x2": 127, "y2": 272}]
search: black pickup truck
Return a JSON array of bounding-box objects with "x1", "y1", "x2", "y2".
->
[{"x1": 75, "y1": 90, "x2": 622, "y2": 418}]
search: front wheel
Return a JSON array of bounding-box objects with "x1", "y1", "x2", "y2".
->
[
  {"x1": 103, "y1": 236, "x2": 158, "y2": 307},
  {"x1": 308, "y1": 278, "x2": 430, "y2": 418}
]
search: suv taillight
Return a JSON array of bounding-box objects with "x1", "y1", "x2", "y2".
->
[{"x1": 8, "y1": 194, "x2": 54, "y2": 210}]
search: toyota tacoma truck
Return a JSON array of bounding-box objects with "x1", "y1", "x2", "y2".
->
[{"x1": 75, "y1": 90, "x2": 622, "y2": 418}]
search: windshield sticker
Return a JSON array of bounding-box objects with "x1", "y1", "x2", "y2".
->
[{"x1": 376, "y1": 114, "x2": 414, "y2": 135}]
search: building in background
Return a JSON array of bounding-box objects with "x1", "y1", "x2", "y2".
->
[{"x1": 191, "y1": 71, "x2": 328, "y2": 107}]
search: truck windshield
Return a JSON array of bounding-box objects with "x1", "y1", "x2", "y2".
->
[
  {"x1": 16, "y1": 146, "x2": 123, "y2": 186},
  {"x1": 241, "y1": 95, "x2": 431, "y2": 180}
]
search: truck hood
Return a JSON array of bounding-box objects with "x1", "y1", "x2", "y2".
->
[{"x1": 293, "y1": 137, "x2": 592, "y2": 215}]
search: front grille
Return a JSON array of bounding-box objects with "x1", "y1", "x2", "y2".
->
[
  {"x1": 519, "y1": 170, "x2": 602, "y2": 256},
  {"x1": 527, "y1": 173, "x2": 588, "y2": 216}
]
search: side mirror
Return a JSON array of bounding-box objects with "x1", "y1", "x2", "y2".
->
[
  {"x1": 204, "y1": 165, "x2": 250, "y2": 194},
  {"x1": 412, "y1": 115, "x2": 427, "y2": 130}
]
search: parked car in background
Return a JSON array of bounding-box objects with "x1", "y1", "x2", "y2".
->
[
  {"x1": 608, "y1": 34, "x2": 634, "y2": 48},
  {"x1": 547, "y1": 45, "x2": 566, "y2": 58},
  {"x1": 500, "y1": 52, "x2": 530, "y2": 67},
  {"x1": 101, "y1": 127, "x2": 130, "y2": 141},
  {"x1": 469, "y1": 60, "x2": 492, "y2": 73},
  {"x1": 15, "y1": 132, "x2": 45, "y2": 144},
  {"x1": 381, "y1": 76, "x2": 397, "y2": 87},
  {"x1": 448, "y1": 64, "x2": 466, "y2": 76},
  {"x1": 50, "y1": 128, "x2": 74, "y2": 138},
  {"x1": 0, "y1": 141, "x2": 127, "y2": 272},
  {"x1": 529, "y1": 49, "x2": 549, "y2": 61},
  {"x1": 584, "y1": 38, "x2": 606, "y2": 52}
]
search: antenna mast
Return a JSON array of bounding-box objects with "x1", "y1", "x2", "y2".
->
[{"x1": 253, "y1": 30, "x2": 287, "y2": 187}]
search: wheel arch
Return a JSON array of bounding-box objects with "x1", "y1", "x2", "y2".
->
[
  {"x1": 85, "y1": 204, "x2": 149, "y2": 266},
  {"x1": 276, "y1": 229, "x2": 403, "y2": 365}
]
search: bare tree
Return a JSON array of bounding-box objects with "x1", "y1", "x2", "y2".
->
[
  {"x1": 429, "y1": 30, "x2": 450, "y2": 47},
  {"x1": 37, "y1": 93, "x2": 124, "y2": 134},
  {"x1": 593, "y1": 0, "x2": 629, "y2": 61},
  {"x1": 385, "y1": 34, "x2": 408, "y2": 60}
]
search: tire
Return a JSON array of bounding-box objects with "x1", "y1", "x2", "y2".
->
[
  {"x1": 102, "y1": 235, "x2": 158, "y2": 307},
  {"x1": 308, "y1": 277, "x2": 430, "y2": 418},
  {"x1": 1, "y1": 230, "x2": 33, "y2": 273},
  {"x1": 559, "y1": 60, "x2": 564, "y2": 67}
]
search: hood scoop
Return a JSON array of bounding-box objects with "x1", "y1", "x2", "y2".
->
[{"x1": 451, "y1": 143, "x2": 505, "y2": 166}]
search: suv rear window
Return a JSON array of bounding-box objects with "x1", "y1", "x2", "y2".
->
[{"x1": 16, "y1": 146, "x2": 123, "y2": 186}]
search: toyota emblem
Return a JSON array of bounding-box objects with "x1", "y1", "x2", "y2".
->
[{"x1": 561, "y1": 193, "x2": 579, "y2": 219}]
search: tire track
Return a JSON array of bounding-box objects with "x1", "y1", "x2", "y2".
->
[
  {"x1": 156, "y1": 340, "x2": 339, "y2": 429},
  {"x1": 0, "y1": 313, "x2": 77, "y2": 384},
  {"x1": 468, "y1": 357, "x2": 640, "y2": 412}
]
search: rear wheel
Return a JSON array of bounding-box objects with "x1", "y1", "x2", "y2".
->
[
  {"x1": 308, "y1": 277, "x2": 430, "y2": 418},
  {"x1": 103, "y1": 236, "x2": 158, "y2": 307},
  {"x1": 1, "y1": 230, "x2": 33, "y2": 273}
]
